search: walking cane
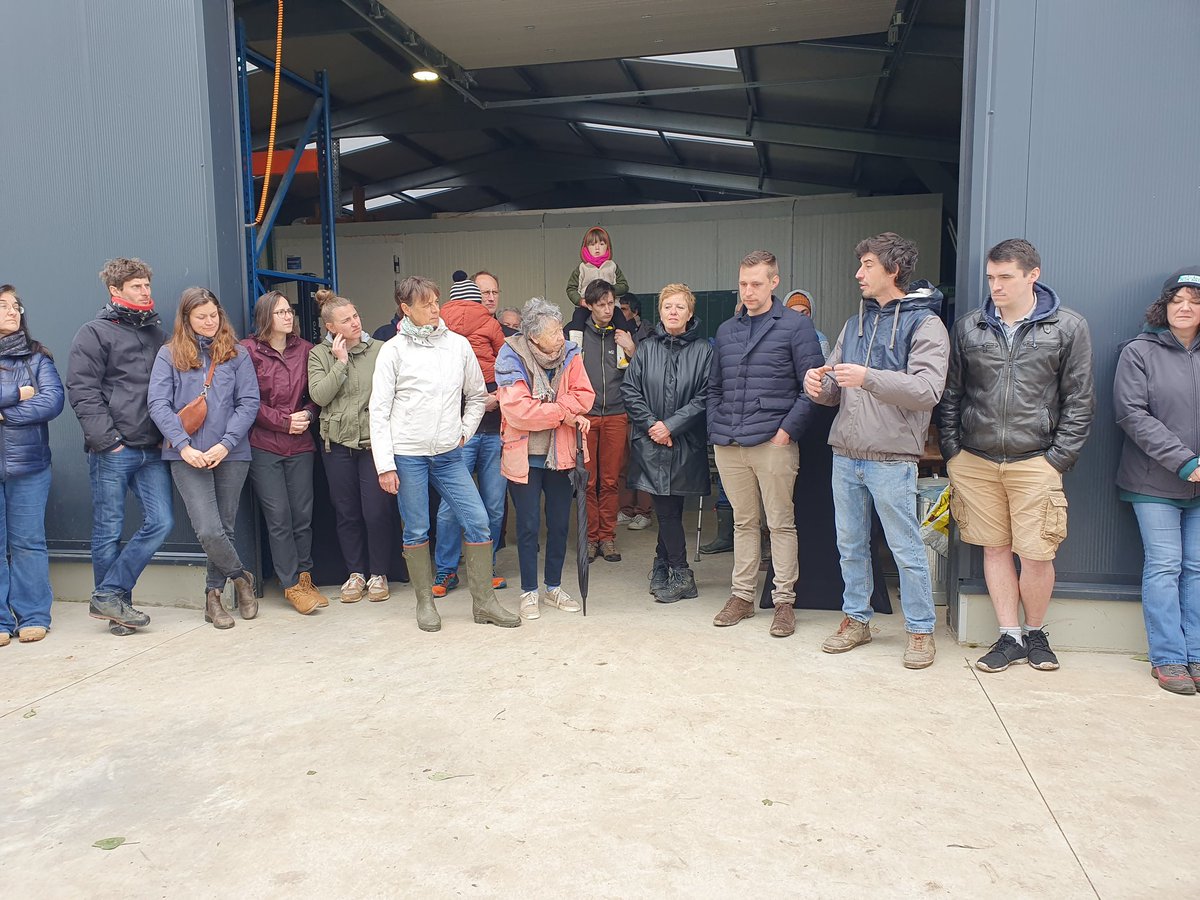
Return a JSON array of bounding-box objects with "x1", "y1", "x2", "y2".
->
[{"x1": 694, "y1": 494, "x2": 704, "y2": 562}]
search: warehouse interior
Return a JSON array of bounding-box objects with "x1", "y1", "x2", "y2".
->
[{"x1": 235, "y1": 0, "x2": 963, "y2": 236}]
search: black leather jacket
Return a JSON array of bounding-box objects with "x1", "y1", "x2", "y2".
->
[{"x1": 939, "y1": 283, "x2": 1094, "y2": 472}]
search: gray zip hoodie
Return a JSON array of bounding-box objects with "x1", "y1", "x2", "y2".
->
[{"x1": 812, "y1": 282, "x2": 949, "y2": 460}]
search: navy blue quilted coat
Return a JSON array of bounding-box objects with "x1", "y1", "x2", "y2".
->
[
  {"x1": 706, "y1": 297, "x2": 824, "y2": 446},
  {"x1": 0, "y1": 351, "x2": 65, "y2": 480}
]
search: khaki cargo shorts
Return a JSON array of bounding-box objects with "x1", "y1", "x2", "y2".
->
[{"x1": 945, "y1": 451, "x2": 1067, "y2": 561}]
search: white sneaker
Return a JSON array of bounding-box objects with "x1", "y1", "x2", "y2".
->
[
  {"x1": 616, "y1": 511, "x2": 633, "y2": 525},
  {"x1": 542, "y1": 586, "x2": 581, "y2": 613},
  {"x1": 366, "y1": 574, "x2": 390, "y2": 602},
  {"x1": 628, "y1": 514, "x2": 652, "y2": 531},
  {"x1": 340, "y1": 572, "x2": 366, "y2": 603},
  {"x1": 519, "y1": 590, "x2": 540, "y2": 620}
]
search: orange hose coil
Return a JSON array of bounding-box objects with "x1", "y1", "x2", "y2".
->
[{"x1": 253, "y1": 0, "x2": 285, "y2": 227}]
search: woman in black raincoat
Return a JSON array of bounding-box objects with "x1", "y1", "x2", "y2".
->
[{"x1": 621, "y1": 284, "x2": 713, "y2": 603}]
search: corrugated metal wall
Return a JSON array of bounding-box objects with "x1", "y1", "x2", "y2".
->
[
  {"x1": 0, "y1": 0, "x2": 246, "y2": 554},
  {"x1": 271, "y1": 194, "x2": 943, "y2": 342},
  {"x1": 958, "y1": 0, "x2": 1200, "y2": 590}
]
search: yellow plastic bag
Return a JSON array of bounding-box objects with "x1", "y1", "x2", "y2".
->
[{"x1": 920, "y1": 485, "x2": 950, "y2": 557}]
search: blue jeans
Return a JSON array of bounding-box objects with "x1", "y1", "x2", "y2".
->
[
  {"x1": 88, "y1": 447, "x2": 174, "y2": 601},
  {"x1": 434, "y1": 431, "x2": 504, "y2": 573},
  {"x1": 508, "y1": 466, "x2": 573, "y2": 592},
  {"x1": 832, "y1": 455, "x2": 934, "y2": 634},
  {"x1": 394, "y1": 447, "x2": 490, "y2": 548},
  {"x1": 0, "y1": 466, "x2": 53, "y2": 632},
  {"x1": 1132, "y1": 502, "x2": 1200, "y2": 667}
]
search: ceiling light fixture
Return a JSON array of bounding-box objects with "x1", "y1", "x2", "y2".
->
[{"x1": 412, "y1": 69, "x2": 439, "y2": 82}]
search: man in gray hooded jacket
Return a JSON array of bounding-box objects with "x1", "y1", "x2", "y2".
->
[{"x1": 805, "y1": 232, "x2": 949, "y2": 669}]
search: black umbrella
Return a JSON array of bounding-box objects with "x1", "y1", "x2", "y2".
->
[{"x1": 571, "y1": 425, "x2": 591, "y2": 614}]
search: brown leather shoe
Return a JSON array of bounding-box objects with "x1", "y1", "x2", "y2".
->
[
  {"x1": 713, "y1": 595, "x2": 754, "y2": 627},
  {"x1": 284, "y1": 583, "x2": 319, "y2": 615},
  {"x1": 204, "y1": 588, "x2": 234, "y2": 630},
  {"x1": 233, "y1": 571, "x2": 258, "y2": 620},
  {"x1": 769, "y1": 602, "x2": 795, "y2": 637},
  {"x1": 298, "y1": 572, "x2": 328, "y2": 608}
]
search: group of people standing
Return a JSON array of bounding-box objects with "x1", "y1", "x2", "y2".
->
[{"x1": 1, "y1": 234, "x2": 1197, "y2": 699}]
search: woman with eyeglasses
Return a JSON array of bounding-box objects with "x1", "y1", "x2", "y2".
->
[
  {"x1": 241, "y1": 291, "x2": 324, "y2": 615},
  {"x1": 1115, "y1": 267, "x2": 1200, "y2": 695},
  {"x1": 148, "y1": 287, "x2": 260, "y2": 630},
  {"x1": 369, "y1": 276, "x2": 521, "y2": 632},
  {"x1": 0, "y1": 285, "x2": 64, "y2": 645}
]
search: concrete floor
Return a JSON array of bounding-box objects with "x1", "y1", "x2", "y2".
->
[{"x1": 1, "y1": 527, "x2": 1195, "y2": 899}]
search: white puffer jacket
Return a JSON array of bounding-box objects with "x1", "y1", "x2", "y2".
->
[{"x1": 369, "y1": 323, "x2": 486, "y2": 473}]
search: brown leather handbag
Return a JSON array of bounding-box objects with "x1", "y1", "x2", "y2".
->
[{"x1": 178, "y1": 357, "x2": 218, "y2": 434}]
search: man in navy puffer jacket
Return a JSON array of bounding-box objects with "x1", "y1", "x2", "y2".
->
[{"x1": 707, "y1": 249, "x2": 824, "y2": 637}]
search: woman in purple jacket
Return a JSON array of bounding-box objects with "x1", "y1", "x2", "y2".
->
[
  {"x1": 0, "y1": 285, "x2": 64, "y2": 645},
  {"x1": 241, "y1": 291, "x2": 323, "y2": 616},
  {"x1": 148, "y1": 287, "x2": 260, "y2": 630}
]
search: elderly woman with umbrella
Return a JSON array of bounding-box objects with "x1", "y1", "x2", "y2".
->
[{"x1": 495, "y1": 298, "x2": 595, "y2": 619}]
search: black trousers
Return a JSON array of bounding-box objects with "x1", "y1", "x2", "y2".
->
[
  {"x1": 322, "y1": 442, "x2": 394, "y2": 577},
  {"x1": 651, "y1": 494, "x2": 687, "y2": 568}
]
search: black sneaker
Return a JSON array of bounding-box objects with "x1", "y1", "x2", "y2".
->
[
  {"x1": 648, "y1": 558, "x2": 669, "y2": 595},
  {"x1": 89, "y1": 594, "x2": 150, "y2": 629},
  {"x1": 975, "y1": 634, "x2": 1028, "y2": 673},
  {"x1": 1024, "y1": 629, "x2": 1060, "y2": 670}
]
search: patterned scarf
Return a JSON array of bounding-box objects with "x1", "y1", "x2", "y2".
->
[
  {"x1": 0, "y1": 331, "x2": 31, "y2": 359},
  {"x1": 508, "y1": 334, "x2": 569, "y2": 469},
  {"x1": 399, "y1": 315, "x2": 445, "y2": 347}
]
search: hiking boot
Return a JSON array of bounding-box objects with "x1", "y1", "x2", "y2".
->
[
  {"x1": 1189, "y1": 662, "x2": 1200, "y2": 688},
  {"x1": 204, "y1": 588, "x2": 234, "y2": 630},
  {"x1": 340, "y1": 573, "x2": 366, "y2": 603},
  {"x1": 1152, "y1": 664, "x2": 1196, "y2": 695},
  {"x1": 233, "y1": 571, "x2": 258, "y2": 620},
  {"x1": 492, "y1": 571, "x2": 507, "y2": 590},
  {"x1": 0, "y1": 631, "x2": 9, "y2": 646},
  {"x1": 109, "y1": 623, "x2": 136, "y2": 636},
  {"x1": 542, "y1": 585, "x2": 581, "y2": 612},
  {"x1": 700, "y1": 507, "x2": 734, "y2": 554},
  {"x1": 904, "y1": 632, "x2": 936, "y2": 669},
  {"x1": 587, "y1": 541, "x2": 599, "y2": 563},
  {"x1": 284, "y1": 583, "x2": 319, "y2": 615},
  {"x1": 769, "y1": 602, "x2": 795, "y2": 637},
  {"x1": 655, "y1": 566, "x2": 698, "y2": 604},
  {"x1": 600, "y1": 539, "x2": 621, "y2": 562},
  {"x1": 975, "y1": 634, "x2": 1028, "y2": 672},
  {"x1": 1024, "y1": 629, "x2": 1060, "y2": 670},
  {"x1": 432, "y1": 571, "x2": 459, "y2": 598},
  {"x1": 648, "y1": 558, "x2": 669, "y2": 595},
  {"x1": 713, "y1": 595, "x2": 754, "y2": 627},
  {"x1": 298, "y1": 572, "x2": 328, "y2": 608},
  {"x1": 822, "y1": 617, "x2": 872, "y2": 653},
  {"x1": 519, "y1": 590, "x2": 540, "y2": 620},
  {"x1": 366, "y1": 574, "x2": 390, "y2": 602},
  {"x1": 89, "y1": 593, "x2": 150, "y2": 629},
  {"x1": 628, "y1": 514, "x2": 651, "y2": 531},
  {"x1": 18, "y1": 626, "x2": 47, "y2": 643}
]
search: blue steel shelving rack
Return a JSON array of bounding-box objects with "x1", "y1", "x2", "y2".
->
[{"x1": 236, "y1": 21, "x2": 338, "y2": 324}]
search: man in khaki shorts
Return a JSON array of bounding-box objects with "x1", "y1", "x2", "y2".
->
[{"x1": 940, "y1": 239, "x2": 1094, "y2": 672}]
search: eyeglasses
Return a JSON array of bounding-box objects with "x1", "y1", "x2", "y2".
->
[
  {"x1": 273, "y1": 308, "x2": 296, "y2": 317},
  {"x1": 0, "y1": 301, "x2": 23, "y2": 314}
]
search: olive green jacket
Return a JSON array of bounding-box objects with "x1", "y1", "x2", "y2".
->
[{"x1": 307, "y1": 336, "x2": 382, "y2": 450}]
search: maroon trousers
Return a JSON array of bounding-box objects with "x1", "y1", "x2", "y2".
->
[{"x1": 584, "y1": 413, "x2": 628, "y2": 543}]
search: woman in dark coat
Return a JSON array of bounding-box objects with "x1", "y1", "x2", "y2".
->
[
  {"x1": 1114, "y1": 268, "x2": 1200, "y2": 695},
  {"x1": 0, "y1": 285, "x2": 65, "y2": 644},
  {"x1": 621, "y1": 283, "x2": 713, "y2": 603}
]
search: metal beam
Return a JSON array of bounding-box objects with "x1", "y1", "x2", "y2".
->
[
  {"x1": 905, "y1": 159, "x2": 958, "y2": 216},
  {"x1": 241, "y1": 0, "x2": 367, "y2": 40},
  {"x1": 317, "y1": 94, "x2": 958, "y2": 162}
]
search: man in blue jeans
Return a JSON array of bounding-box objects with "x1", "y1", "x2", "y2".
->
[
  {"x1": 804, "y1": 233, "x2": 949, "y2": 668},
  {"x1": 431, "y1": 272, "x2": 508, "y2": 597},
  {"x1": 66, "y1": 258, "x2": 174, "y2": 636}
]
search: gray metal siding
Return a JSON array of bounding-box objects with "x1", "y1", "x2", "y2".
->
[
  {"x1": 958, "y1": 0, "x2": 1200, "y2": 587},
  {"x1": 0, "y1": 0, "x2": 245, "y2": 554}
]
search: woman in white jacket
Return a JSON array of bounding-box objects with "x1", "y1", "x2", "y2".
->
[{"x1": 370, "y1": 275, "x2": 520, "y2": 633}]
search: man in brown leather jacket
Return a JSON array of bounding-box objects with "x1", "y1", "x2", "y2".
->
[{"x1": 940, "y1": 238, "x2": 1095, "y2": 674}]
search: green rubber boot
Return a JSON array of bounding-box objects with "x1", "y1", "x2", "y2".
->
[
  {"x1": 464, "y1": 542, "x2": 520, "y2": 627},
  {"x1": 405, "y1": 543, "x2": 441, "y2": 632}
]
